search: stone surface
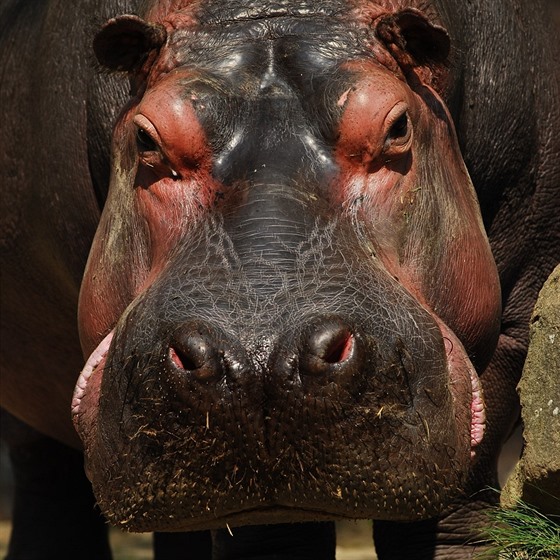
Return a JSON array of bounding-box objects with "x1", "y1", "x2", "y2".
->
[{"x1": 502, "y1": 264, "x2": 560, "y2": 515}]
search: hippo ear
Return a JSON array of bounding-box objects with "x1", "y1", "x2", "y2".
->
[
  {"x1": 374, "y1": 9, "x2": 450, "y2": 68},
  {"x1": 93, "y1": 15, "x2": 167, "y2": 72}
]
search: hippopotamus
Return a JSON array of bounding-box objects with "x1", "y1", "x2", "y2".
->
[{"x1": 0, "y1": 0, "x2": 558, "y2": 558}]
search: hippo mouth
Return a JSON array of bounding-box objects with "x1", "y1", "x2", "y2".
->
[
  {"x1": 437, "y1": 322, "x2": 486, "y2": 458},
  {"x1": 72, "y1": 331, "x2": 114, "y2": 414},
  {"x1": 73, "y1": 325, "x2": 486, "y2": 454},
  {"x1": 72, "y1": 331, "x2": 114, "y2": 452},
  {"x1": 72, "y1": 314, "x2": 486, "y2": 531}
]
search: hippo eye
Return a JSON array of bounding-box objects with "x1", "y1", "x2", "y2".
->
[
  {"x1": 136, "y1": 127, "x2": 158, "y2": 152},
  {"x1": 387, "y1": 113, "x2": 409, "y2": 141},
  {"x1": 383, "y1": 107, "x2": 413, "y2": 158}
]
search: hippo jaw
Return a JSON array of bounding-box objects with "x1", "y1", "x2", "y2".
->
[{"x1": 75, "y1": 2, "x2": 499, "y2": 532}]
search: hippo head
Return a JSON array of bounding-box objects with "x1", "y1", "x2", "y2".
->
[{"x1": 74, "y1": 1, "x2": 501, "y2": 532}]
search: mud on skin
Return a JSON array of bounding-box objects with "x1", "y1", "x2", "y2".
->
[{"x1": 1, "y1": 0, "x2": 558, "y2": 559}]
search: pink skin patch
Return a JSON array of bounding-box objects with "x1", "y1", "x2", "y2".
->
[
  {"x1": 470, "y1": 369, "x2": 486, "y2": 455},
  {"x1": 438, "y1": 320, "x2": 486, "y2": 459},
  {"x1": 72, "y1": 330, "x2": 114, "y2": 418},
  {"x1": 327, "y1": 331, "x2": 354, "y2": 363},
  {"x1": 337, "y1": 88, "x2": 352, "y2": 108}
]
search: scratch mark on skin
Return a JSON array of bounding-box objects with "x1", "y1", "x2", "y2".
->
[
  {"x1": 376, "y1": 405, "x2": 384, "y2": 418},
  {"x1": 206, "y1": 411, "x2": 210, "y2": 429},
  {"x1": 337, "y1": 87, "x2": 352, "y2": 107},
  {"x1": 226, "y1": 523, "x2": 234, "y2": 536}
]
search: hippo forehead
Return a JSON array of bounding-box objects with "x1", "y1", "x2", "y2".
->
[
  {"x1": 155, "y1": 1, "x2": 372, "y2": 89},
  {"x1": 193, "y1": 0, "x2": 351, "y2": 22},
  {"x1": 143, "y1": 2, "x2": 392, "y2": 183}
]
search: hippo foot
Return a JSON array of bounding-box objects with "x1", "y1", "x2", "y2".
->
[{"x1": 373, "y1": 499, "x2": 496, "y2": 560}]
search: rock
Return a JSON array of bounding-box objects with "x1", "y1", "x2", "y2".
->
[{"x1": 502, "y1": 264, "x2": 560, "y2": 515}]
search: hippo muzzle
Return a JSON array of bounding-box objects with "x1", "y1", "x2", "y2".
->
[{"x1": 74, "y1": 3, "x2": 500, "y2": 532}]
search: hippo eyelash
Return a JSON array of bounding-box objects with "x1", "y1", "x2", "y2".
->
[{"x1": 135, "y1": 126, "x2": 181, "y2": 180}]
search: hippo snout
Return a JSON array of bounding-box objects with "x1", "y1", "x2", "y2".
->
[
  {"x1": 168, "y1": 320, "x2": 244, "y2": 383},
  {"x1": 73, "y1": 217, "x2": 483, "y2": 530},
  {"x1": 168, "y1": 316, "x2": 366, "y2": 395}
]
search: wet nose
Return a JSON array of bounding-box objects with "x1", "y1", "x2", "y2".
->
[
  {"x1": 168, "y1": 320, "x2": 228, "y2": 382},
  {"x1": 278, "y1": 316, "x2": 368, "y2": 397},
  {"x1": 300, "y1": 317, "x2": 356, "y2": 375}
]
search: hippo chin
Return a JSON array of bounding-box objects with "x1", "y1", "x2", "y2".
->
[{"x1": 71, "y1": 1, "x2": 499, "y2": 532}]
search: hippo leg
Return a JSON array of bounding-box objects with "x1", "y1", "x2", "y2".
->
[
  {"x1": 1, "y1": 410, "x2": 111, "y2": 560},
  {"x1": 211, "y1": 522, "x2": 336, "y2": 560},
  {"x1": 373, "y1": 501, "x2": 493, "y2": 559},
  {"x1": 153, "y1": 531, "x2": 212, "y2": 559}
]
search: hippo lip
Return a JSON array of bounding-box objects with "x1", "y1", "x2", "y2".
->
[
  {"x1": 73, "y1": 332, "x2": 485, "y2": 456},
  {"x1": 72, "y1": 330, "x2": 114, "y2": 418},
  {"x1": 436, "y1": 318, "x2": 486, "y2": 458},
  {"x1": 470, "y1": 367, "x2": 486, "y2": 455},
  {"x1": 73, "y1": 324, "x2": 486, "y2": 450}
]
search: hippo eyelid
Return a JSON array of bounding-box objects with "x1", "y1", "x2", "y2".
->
[
  {"x1": 133, "y1": 114, "x2": 160, "y2": 153},
  {"x1": 132, "y1": 114, "x2": 184, "y2": 181},
  {"x1": 383, "y1": 102, "x2": 413, "y2": 156}
]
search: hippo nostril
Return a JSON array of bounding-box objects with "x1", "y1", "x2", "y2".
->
[
  {"x1": 319, "y1": 329, "x2": 354, "y2": 364},
  {"x1": 168, "y1": 322, "x2": 224, "y2": 381},
  {"x1": 311, "y1": 326, "x2": 354, "y2": 365},
  {"x1": 300, "y1": 318, "x2": 358, "y2": 377},
  {"x1": 170, "y1": 337, "x2": 214, "y2": 370}
]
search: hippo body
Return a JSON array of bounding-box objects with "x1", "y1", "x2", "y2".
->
[{"x1": 0, "y1": 1, "x2": 558, "y2": 559}]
